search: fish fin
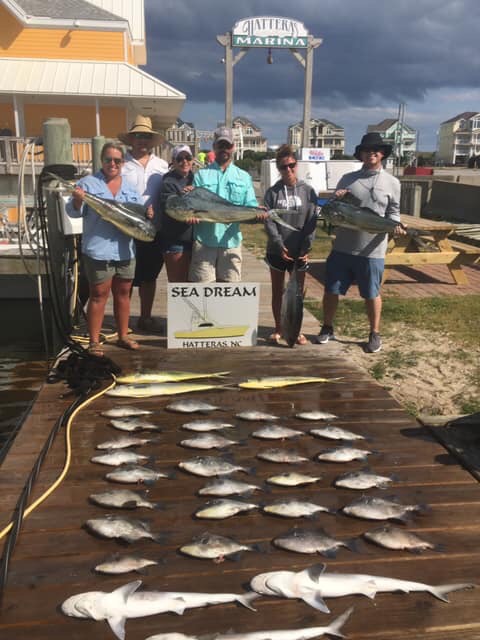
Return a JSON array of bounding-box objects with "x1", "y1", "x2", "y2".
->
[
  {"x1": 153, "y1": 501, "x2": 164, "y2": 510},
  {"x1": 122, "y1": 500, "x2": 138, "y2": 509},
  {"x1": 153, "y1": 532, "x2": 168, "y2": 544},
  {"x1": 108, "y1": 615, "x2": 127, "y2": 640},
  {"x1": 301, "y1": 591, "x2": 330, "y2": 613},
  {"x1": 339, "y1": 191, "x2": 362, "y2": 207},
  {"x1": 345, "y1": 537, "x2": 361, "y2": 553},
  {"x1": 326, "y1": 606, "x2": 355, "y2": 638},
  {"x1": 268, "y1": 209, "x2": 298, "y2": 231},
  {"x1": 171, "y1": 596, "x2": 187, "y2": 615},
  {"x1": 320, "y1": 548, "x2": 337, "y2": 559},
  {"x1": 363, "y1": 580, "x2": 378, "y2": 599},
  {"x1": 236, "y1": 592, "x2": 260, "y2": 611},
  {"x1": 430, "y1": 583, "x2": 476, "y2": 602},
  {"x1": 303, "y1": 562, "x2": 327, "y2": 583}
]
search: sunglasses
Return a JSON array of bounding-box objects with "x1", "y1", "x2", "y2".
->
[
  {"x1": 278, "y1": 162, "x2": 297, "y2": 171},
  {"x1": 176, "y1": 155, "x2": 193, "y2": 162},
  {"x1": 103, "y1": 157, "x2": 123, "y2": 165},
  {"x1": 362, "y1": 147, "x2": 382, "y2": 154},
  {"x1": 132, "y1": 132, "x2": 153, "y2": 139}
]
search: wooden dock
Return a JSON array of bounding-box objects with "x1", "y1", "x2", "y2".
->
[{"x1": 1, "y1": 252, "x2": 479, "y2": 640}]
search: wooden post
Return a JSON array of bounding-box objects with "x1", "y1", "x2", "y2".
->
[
  {"x1": 42, "y1": 118, "x2": 74, "y2": 354},
  {"x1": 92, "y1": 136, "x2": 105, "y2": 174}
]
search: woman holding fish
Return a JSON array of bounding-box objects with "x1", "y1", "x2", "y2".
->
[
  {"x1": 263, "y1": 144, "x2": 317, "y2": 345},
  {"x1": 67, "y1": 142, "x2": 149, "y2": 356}
]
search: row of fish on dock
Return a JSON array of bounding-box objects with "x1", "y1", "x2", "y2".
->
[{"x1": 61, "y1": 369, "x2": 476, "y2": 639}]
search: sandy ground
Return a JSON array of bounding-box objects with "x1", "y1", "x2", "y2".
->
[{"x1": 329, "y1": 327, "x2": 480, "y2": 417}]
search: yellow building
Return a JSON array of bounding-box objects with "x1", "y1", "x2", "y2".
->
[{"x1": 0, "y1": 0, "x2": 185, "y2": 139}]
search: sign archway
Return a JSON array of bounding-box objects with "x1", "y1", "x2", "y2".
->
[{"x1": 217, "y1": 16, "x2": 322, "y2": 149}]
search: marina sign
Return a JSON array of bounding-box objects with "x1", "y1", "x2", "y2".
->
[{"x1": 232, "y1": 16, "x2": 310, "y2": 48}]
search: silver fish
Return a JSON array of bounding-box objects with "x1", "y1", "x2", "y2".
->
[
  {"x1": 236, "y1": 410, "x2": 280, "y2": 421},
  {"x1": 334, "y1": 469, "x2": 394, "y2": 490},
  {"x1": 110, "y1": 417, "x2": 161, "y2": 432},
  {"x1": 180, "y1": 532, "x2": 257, "y2": 560},
  {"x1": 251, "y1": 425, "x2": 304, "y2": 440},
  {"x1": 84, "y1": 516, "x2": 163, "y2": 543},
  {"x1": 94, "y1": 554, "x2": 159, "y2": 575},
  {"x1": 50, "y1": 172, "x2": 156, "y2": 242},
  {"x1": 179, "y1": 456, "x2": 249, "y2": 477},
  {"x1": 280, "y1": 266, "x2": 304, "y2": 348},
  {"x1": 180, "y1": 433, "x2": 239, "y2": 450},
  {"x1": 273, "y1": 528, "x2": 353, "y2": 557},
  {"x1": 295, "y1": 411, "x2": 338, "y2": 421},
  {"x1": 105, "y1": 464, "x2": 171, "y2": 484},
  {"x1": 166, "y1": 399, "x2": 221, "y2": 413},
  {"x1": 198, "y1": 478, "x2": 262, "y2": 497},
  {"x1": 266, "y1": 472, "x2": 322, "y2": 487},
  {"x1": 363, "y1": 525, "x2": 441, "y2": 553},
  {"x1": 101, "y1": 406, "x2": 154, "y2": 418},
  {"x1": 96, "y1": 435, "x2": 157, "y2": 450},
  {"x1": 195, "y1": 499, "x2": 258, "y2": 519},
  {"x1": 256, "y1": 448, "x2": 309, "y2": 464},
  {"x1": 316, "y1": 446, "x2": 372, "y2": 463},
  {"x1": 89, "y1": 489, "x2": 159, "y2": 510},
  {"x1": 90, "y1": 450, "x2": 150, "y2": 466},
  {"x1": 310, "y1": 425, "x2": 365, "y2": 441},
  {"x1": 181, "y1": 419, "x2": 235, "y2": 432},
  {"x1": 263, "y1": 499, "x2": 332, "y2": 518},
  {"x1": 166, "y1": 186, "x2": 296, "y2": 229},
  {"x1": 106, "y1": 382, "x2": 222, "y2": 398},
  {"x1": 342, "y1": 496, "x2": 425, "y2": 522}
]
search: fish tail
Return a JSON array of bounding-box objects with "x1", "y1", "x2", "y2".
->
[
  {"x1": 236, "y1": 591, "x2": 260, "y2": 611},
  {"x1": 326, "y1": 606, "x2": 355, "y2": 638},
  {"x1": 430, "y1": 583, "x2": 475, "y2": 602}
]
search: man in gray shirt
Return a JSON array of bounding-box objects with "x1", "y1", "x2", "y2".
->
[{"x1": 316, "y1": 132, "x2": 405, "y2": 353}]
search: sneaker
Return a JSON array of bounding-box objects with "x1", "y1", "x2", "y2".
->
[
  {"x1": 365, "y1": 331, "x2": 382, "y2": 353},
  {"x1": 137, "y1": 317, "x2": 164, "y2": 333},
  {"x1": 315, "y1": 325, "x2": 335, "y2": 344}
]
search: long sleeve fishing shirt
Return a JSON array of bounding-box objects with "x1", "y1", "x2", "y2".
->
[
  {"x1": 122, "y1": 152, "x2": 168, "y2": 230},
  {"x1": 263, "y1": 179, "x2": 318, "y2": 258},
  {"x1": 66, "y1": 171, "x2": 142, "y2": 261},
  {"x1": 192, "y1": 162, "x2": 258, "y2": 248},
  {"x1": 332, "y1": 168, "x2": 401, "y2": 259}
]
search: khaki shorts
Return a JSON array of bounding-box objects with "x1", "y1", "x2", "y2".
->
[
  {"x1": 82, "y1": 255, "x2": 136, "y2": 285},
  {"x1": 188, "y1": 241, "x2": 242, "y2": 282}
]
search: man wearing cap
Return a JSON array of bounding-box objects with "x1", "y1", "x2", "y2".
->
[
  {"x1": 120, "y1": 115, "x2": 168, "y2": 332},
  {"x1": 189, "y1": 126, "x2": 258, "y2": 282},
  {"x1": 316, "y1": 132, "x2": 405, "y2": 353}
]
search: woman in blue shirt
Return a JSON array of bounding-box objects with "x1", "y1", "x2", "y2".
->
[{"x1": 68, "y1": 142, "x2": 146, "y2": 356}]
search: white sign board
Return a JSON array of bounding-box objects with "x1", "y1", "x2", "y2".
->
[
  {"x1": 301, "y1": 148, "x2": 331, "y2": 162},
  {"x1": 167, "y1": 283, "x2": 259, "y2": 349},
  {"x1": 232, "y1": 16, "x2": 310, "y2": 48}
]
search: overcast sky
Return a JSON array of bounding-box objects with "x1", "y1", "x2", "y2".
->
[{"x1": 144, "y1": 0, "x2": 480, "y2": 154}]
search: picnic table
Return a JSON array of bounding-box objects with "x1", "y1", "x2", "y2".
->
[{"x1": 384, "y1": 214, "x2": 480, "y2": 285}]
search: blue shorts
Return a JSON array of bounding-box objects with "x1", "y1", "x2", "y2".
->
[
  {"x1": 163, "y1": 241, "x2": 192, "y2": 255},
  {"x1": 325, "y1": 250, "x2": 384, "y2": 299}
]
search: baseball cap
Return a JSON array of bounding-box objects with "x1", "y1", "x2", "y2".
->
[
  {"x1": 213, "y1": 127, "x2": 234, "y2": 145},
  {"x1": 172, "y1": 145, "x2": 192, "y2": 161}
]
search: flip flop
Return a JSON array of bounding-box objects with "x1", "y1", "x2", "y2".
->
[
  {"x1": 296, "y1": 334, "x2": 308, "y2": 345},
  {"x1": 116, "y1": 338, "x2": 139, "y2": 351},
  {"x1": 87, "y1": 342, "x2": 105, "y2": 357}
]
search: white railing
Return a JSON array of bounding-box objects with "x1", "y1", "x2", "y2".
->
[{"x1": 0, "y1": 137, "x2": 93, "y2": 173}]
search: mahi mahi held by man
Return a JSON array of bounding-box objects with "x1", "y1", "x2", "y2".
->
[
  {"x1": 47, "y1": 172, "x2": 156, "y2": 242},
  {"x1": 165, "y1": 187, "x2": 296, "y2": 229}
]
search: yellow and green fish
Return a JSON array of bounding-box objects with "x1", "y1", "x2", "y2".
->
[
  {"x1": 238, "y1": 376, "x2": 342, "y2": 389},
  {"x1": 115, "y1": 370, "x2": 230, "y2": 385},
  {"x1": 106, "y1": 382, "x2": 224, "y2": 398}
]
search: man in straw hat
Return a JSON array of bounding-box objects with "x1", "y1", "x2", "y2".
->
[
  {"x1": 120, "y1": 115, "x2": 168, "y2": 333},
  {"x1": 315, "y1": 132, "x2": 405, "y2": 353}
]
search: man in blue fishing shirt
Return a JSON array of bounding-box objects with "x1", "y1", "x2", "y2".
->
[{"x1": 189, "y1": 127, "x2": 260, "y2": 282}]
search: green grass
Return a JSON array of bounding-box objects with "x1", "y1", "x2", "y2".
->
[{"x1": 241, "y1": 224, "x2": 333, "y2": 260}]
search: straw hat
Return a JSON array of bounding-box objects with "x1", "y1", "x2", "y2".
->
[{"x1": 118, "y1": 115, "x2": 164, "y2": 145}]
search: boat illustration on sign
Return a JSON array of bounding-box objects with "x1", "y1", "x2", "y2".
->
[{"x1": 174, "y1": 298, "x2": 249, "y2": 339}]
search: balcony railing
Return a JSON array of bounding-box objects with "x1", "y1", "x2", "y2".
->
[{"x1": 0, "y1": 137, "x2": 93, "y2": 174}]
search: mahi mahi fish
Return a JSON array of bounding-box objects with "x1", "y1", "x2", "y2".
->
[
  {"x1": 239, "y1": 376, "x2": 342, "y2": 389},
  {"x1": 280, "y1": 266, "x2": 304, "y2": 348},
  {"x1": 61, "y1": 580, "x2": 258, "y2": 640},
  {"x1": 106, "y1": 382, "x2": 223, "y2": 398},
  {"x1": 48, "y1": 172, "x2": 156, "y2": 242},
  {"x1": 250, "y1": 563, "x2": 475, "y2": 614},
  {"x1": 144, "y1": 606, "x2": 354, "y2": 639},
  {"x1": 115, "y1": 370, "x2": 230, "y2": 384},
  {"x1": 319, "y1": 192, "x2": 427, "y2": 238},
  {"x1": 165, "y1": 186, "x2": 296, "y2": 230}
]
